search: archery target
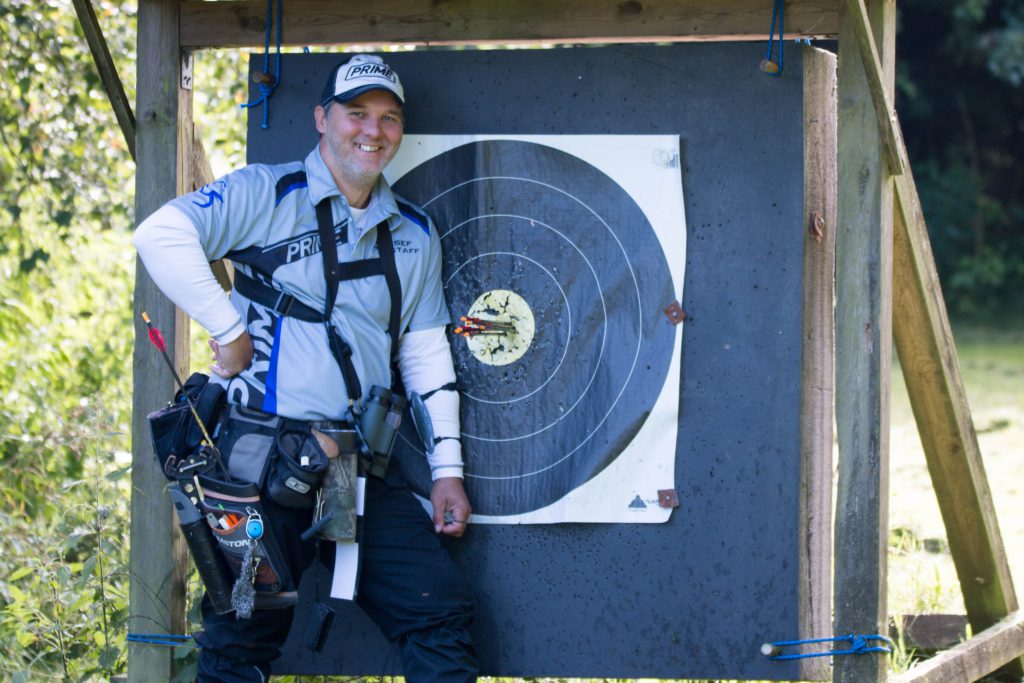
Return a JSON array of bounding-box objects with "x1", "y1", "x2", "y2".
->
[{"x1": 390, "y1": 138, "x2": 682, "y2": 519}]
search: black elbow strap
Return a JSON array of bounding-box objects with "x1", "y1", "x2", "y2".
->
[{"x1": 420, "y1": 382, "x2": 458, "y2": 402}]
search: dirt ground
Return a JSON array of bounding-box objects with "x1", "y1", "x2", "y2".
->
[{"x1": 888, "y1": 329, "x2": 1024, "y2": 617}]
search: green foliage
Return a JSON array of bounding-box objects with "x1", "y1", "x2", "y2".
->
[
  {"x1": 0, "y1": 0, "x2": 137, "y2": 240},
  {"x1": 0, "y1": 1, "x2": 139, "y2": 678},
  {"x1": 0, "y1": 403, "x2": 131, "y2": 680},
  {"x1": 897, "y1": 0, "x2": 1024, "y2": 323}
]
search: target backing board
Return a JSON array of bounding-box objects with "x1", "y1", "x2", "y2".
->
[
  {"x1": 248, "y1": 43, "x2": 830, "y2": 681},
  {"x1": 385, "y1": 134, "x2": 685, "y2": 524}
]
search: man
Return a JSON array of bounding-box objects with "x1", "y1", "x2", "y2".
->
[{"x1": 134, "y1": 54, "x2": 477, "y2": 682}]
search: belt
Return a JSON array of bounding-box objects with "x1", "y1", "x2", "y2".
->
[
  {"x1": 310, "y1": 419, "x2": 353, "y2": 431},
  {"x1": 310, "y1": 422, "x2": 358, "y2": 453}
]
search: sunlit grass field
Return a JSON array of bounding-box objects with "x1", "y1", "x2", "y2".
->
[{"x1": 889, "y1": 327, "x2": 1024, "y2": 618}]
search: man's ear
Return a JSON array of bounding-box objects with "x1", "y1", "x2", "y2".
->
[{"x1": 314, "y1": 104, "x2": 328, "y2": 135}]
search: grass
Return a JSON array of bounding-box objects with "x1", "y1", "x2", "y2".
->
[{"x1": 889, "y1": 325, "x2": 1024, "y2": 618}]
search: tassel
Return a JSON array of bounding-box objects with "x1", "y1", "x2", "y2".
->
[{"x1": 232, "y1": 541, "x2": 257, "y2": 619}]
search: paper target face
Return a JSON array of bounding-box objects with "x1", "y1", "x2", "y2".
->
[{"x1": 391, "y1": 138, "x2": 679, "y2": 518}]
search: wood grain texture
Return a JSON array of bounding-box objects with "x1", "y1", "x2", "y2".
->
[
  {"x1": 129, "y1": 2, "x2": 190, "y2": 681},
  {"x1": 892, "y1": 614, "x2": 970, "y2": 652},
  {"x1": 179, "y1": 0, "x2": 839, "y2": 48},
  {"x1": 798, "y1": 43, "x2": 837, "y2": 683},
  {"x1": 833, "y1": 1, "x2": 895, "y2": 681},
  {"x1": 892, "y1": 611, "x2": 1024, "y2": 683},
  {"x1": 842, "y1": 0, "x2": 904, "y2": 175},
  {"x1": 892, "y1": 141, "x2": 1023, "y2": 677}
]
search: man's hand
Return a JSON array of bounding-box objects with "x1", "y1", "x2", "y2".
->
[
  {"x1": 431, "y1": 477, "x2": 471, "y2": 538},
  {"x1": 209, "y1": 332, "x2": 254, "y2": 378}
]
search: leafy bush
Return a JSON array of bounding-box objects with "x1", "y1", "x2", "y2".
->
[{"x1": 0, "y1": 402, "x2": 131, "y2": 680}]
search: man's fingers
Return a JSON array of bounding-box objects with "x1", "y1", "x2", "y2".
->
[
  {"x1": 209, "y1": 363, "x2": 231, "y2": 379},
  {"x1": 432, "y1": 502, "x2": 446, "y2": 534}
]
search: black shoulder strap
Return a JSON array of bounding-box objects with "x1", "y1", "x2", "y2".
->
[
  {"x1": 374, "y1": 221, "x2": 402, "y2": 366},
  {"x1": 316, "y1": 200, "x2": 340, "y2": 320},
  {"x1": 314, "y1": 198, "x2": 403, "y2": 400}
]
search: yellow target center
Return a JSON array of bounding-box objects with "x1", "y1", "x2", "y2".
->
[{"x1": 464, "y1": 290, "x2": 535, "y2": 366}]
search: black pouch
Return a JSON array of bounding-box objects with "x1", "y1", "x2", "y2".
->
[
  {"x1": 265, "y1": 423, "x2": 328, "y2": 509},
  {"x1": 197, "y1": 475, "x2": 293, "y2": 593},
  {"x1": 147, "y1": 373, "x2": 225, "y2": 480},
  {"x1": 215, "y1": 405, "x2": 280, "y2": 486}
]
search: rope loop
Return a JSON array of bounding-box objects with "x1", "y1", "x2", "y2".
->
[
  {"x1": 763, "y1": 633, "x2": 894, "y2": 661},
  {"x1": 241, "y1": 0, "x2": 284, "y2": 128},
  {"x1": 127, "y1": 633, "x2": 199, "y2": 649}
]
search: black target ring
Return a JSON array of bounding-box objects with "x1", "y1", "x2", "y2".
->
[{"x1": 392, "y1": 140, "x2": 676, "y2": 516}]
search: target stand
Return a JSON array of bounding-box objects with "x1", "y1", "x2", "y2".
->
[{"x1": 246, "y1": 43, "x2": 835, "y2": 681}]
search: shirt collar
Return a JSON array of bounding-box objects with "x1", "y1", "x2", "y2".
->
[{"x1": 303, "y1": 145, "x2": 401, "y2": 231}]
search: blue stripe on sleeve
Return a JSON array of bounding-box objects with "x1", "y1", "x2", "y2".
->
[
  {"x1": 274, "y1": 171, "x2": 308, "y2": 207},
  {"x1": 397, "y1": 201, "x2": 430, "y2": 235}
]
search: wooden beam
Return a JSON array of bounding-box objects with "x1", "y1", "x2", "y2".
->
[
  {"x1": 842, "y1": 0, "x2": 904, "y2": 176},
  {"x1": 179, "y1": 0, "x2": 839, "y2": 48},
  {"x1": 128, "y1": 2, "x2": 190, "y2": 681},
  {"x1": 892, "y1": 611, "x2": 1024, "y2": 683},
  {"x1": 833, "y1": 0, "x2": 895, "y2": 681},
  {"x1": 891, "y1": 614, "x2": 969, "y2": 652},
  {"x1": 798, "y1": 43, "x2": 837, "y2": 683},
  {"x1": 891, "y1": 117, "x2": 1023, "y2": 678},
  {"x1": 71, "y1": 0, "x2": 136, "y2": 161}
]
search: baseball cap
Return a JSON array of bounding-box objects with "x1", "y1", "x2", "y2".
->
[{"x1": 320, "y1": 54, "x2": 404, "y2": 107}]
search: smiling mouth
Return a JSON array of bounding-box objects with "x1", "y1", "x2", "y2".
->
[{"x1": 357, "y1": 143, "x2": 382, "y2": 152}]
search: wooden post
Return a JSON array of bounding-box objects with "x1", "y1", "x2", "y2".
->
[
  {"x1": 834, "y1": 0, "x2": 895, "y2": 681},
  {"x1": 799, "y1": 43, "x2": 838, "y2": 683},
  {"x1": 129, "y1": 1, "x2": 191, "y2": 681}
]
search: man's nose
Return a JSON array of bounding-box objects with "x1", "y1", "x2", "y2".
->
[{"x1": 361, "y1": 116, "x2": 382, "y2": 136}]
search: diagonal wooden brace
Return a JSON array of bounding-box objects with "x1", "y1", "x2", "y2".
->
[{"x1": 844, "y1": 0, "x2": 905, "y2": 176}]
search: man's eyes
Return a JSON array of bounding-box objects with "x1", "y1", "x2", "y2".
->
[{"x1": 348, "y1": 111, "x2": 402, "y2": 123}]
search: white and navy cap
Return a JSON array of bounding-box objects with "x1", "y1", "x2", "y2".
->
[{"x1": 320, "y1": 54, "x2": 404, "y2": 107}]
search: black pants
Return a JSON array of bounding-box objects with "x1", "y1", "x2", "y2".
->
[{"x1": 194, "y1": 469, "x2": 478, "y2": 682}]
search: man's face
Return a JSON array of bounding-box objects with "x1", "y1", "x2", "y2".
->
[{"x1": 314, "y1": 90, "x2": 404, "y2": 192}]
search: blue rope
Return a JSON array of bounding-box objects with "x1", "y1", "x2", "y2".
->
[
  {"x1": 765, "y1": 633, "x2": 894, "y2": 661},
  {"x1": 763, "y1": 0, "x2": 785, "y2": 77},
  {"x1": 127, "y1": 633, "x2": 199, "y2": 649},
  {"x1": 240, "y1": 0, "x2": 284, "y2": 129}
]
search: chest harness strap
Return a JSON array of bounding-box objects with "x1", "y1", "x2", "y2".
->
[{"x1": 232, "y1": 198, "x2": 403, "y2": 417}]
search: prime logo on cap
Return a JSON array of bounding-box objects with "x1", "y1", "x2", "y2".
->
[
  {"x1": 322, "y1": 54, "x2": 405, "y2": 106},
  {"x1": 345, "y1": 62, "x2": 397, "y2": 83}
]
